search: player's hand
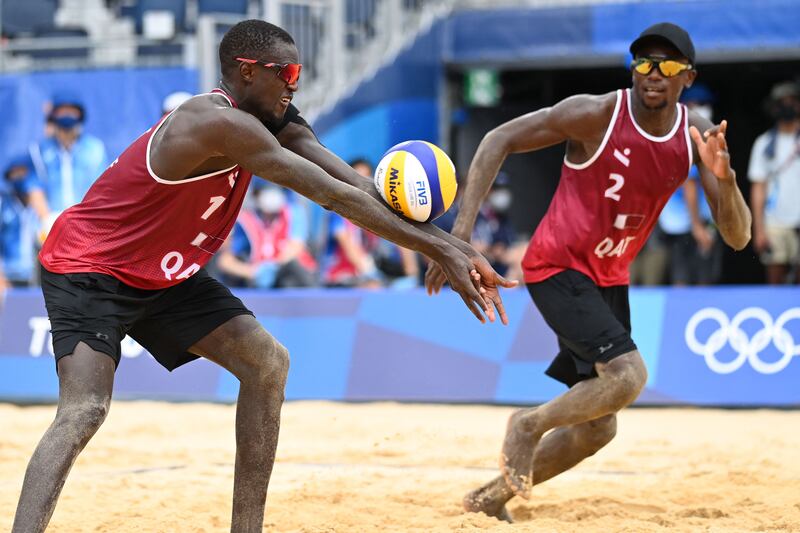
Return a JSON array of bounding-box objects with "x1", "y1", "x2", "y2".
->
[
  {"x1": 435, "y1": 249, "x2": 495, "y2": 323},
  {"x1": 469, "y1": 254, "x2": 519, "y2": 325},
  {"x1": 424, "y1": 259, "x2": 447, "y2": 295},
  {"x1": 690, "y1": 120, "x2": 734, "y2": 181}
]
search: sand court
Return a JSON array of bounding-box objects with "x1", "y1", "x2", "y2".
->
[{"x1": 1, "y1": 401, "x2": 799, "y2": 532}]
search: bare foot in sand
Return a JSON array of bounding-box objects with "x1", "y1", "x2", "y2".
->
[
  {"x1": 463, "y1": 478, "x2": 514, "y2": 523},
  {"x1": 500, "y1": 408, "x2": 542, "y2": 499}
]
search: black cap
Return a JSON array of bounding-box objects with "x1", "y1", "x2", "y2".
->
[{"x1": 630, "y1": 22, "x2": 695, "y2": 65}]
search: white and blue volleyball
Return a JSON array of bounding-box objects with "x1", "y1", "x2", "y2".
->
[{"x1": 374, "y1": 140, "x2": 458, "y2": 222}]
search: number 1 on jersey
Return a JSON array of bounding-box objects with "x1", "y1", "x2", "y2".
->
[{"x1": 201, "y1": 196, "x2": 226, "y2": 220}]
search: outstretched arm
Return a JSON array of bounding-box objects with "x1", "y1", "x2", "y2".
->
[
  {"x1": 688, "y1": 115, "x2": 751, "y2": 251},
  {"x1": 451, "y1": 93, "x2": 615, "y2": 241},
  {"x1": 277, "y1": 120, "x2": 517, "y2": 324},
  {"x1": 425, "y1": 93, "x2": 615, "y2": 294},
  {"x1": 278, "y1": 122, "x2": 495, "y2": 258},
  {"x1": 207, "y1": 108, "x2": 495, "y2": 322}
]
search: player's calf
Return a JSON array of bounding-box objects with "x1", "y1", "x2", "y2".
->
[
  {"x1": 12, "y1": 398, "x2": 111, "y2": 533},
  {"x1": 213, "y1": 320, "x2": 290, "y2": 531},
  {"x1": 575, "y1": 413, "x2": 617, "y2": 457}
]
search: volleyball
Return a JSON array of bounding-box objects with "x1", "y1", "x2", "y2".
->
[{"x1": 374, "y1": 140, "x2": 458, "y2": 222}]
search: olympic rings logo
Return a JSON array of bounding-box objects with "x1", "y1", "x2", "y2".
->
[{"x1": 684, "y1": 307, "x2": 800, "y2": 374}]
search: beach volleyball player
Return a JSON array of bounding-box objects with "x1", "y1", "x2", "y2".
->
[
  {"x1": 12, "y1": 20, "x2": 515, "y2": 533},
  {"x1": 426, "y1": 23, "x2": 752, "y2": 521}
]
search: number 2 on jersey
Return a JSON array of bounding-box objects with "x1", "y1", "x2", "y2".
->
[{"x1": 604, "y1": 173, "x2": 624, "y2": 201}]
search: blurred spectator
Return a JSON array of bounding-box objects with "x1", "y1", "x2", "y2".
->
[
  {"x1": 364, "y1": 233, "x2": 421, "y2": 288},
  {"x1": 470, "y1": 172, "x2": 522, "y2": 278},
  {"x1": 322, "y1": 212, "x2": 382, "y2": 287},
  {"x1": 320, "y1": 159, "x2": 386, "y2": 288},
  {"x1": 433, "y1": 200, "x2": 459, "y2": 234},
  {"x1": 748, "y1": 81, "x2": 800, "y2": 284},
  {"x1": 683, "y1": 85, "x2": 723, "y2": 284},
  {"x1": 628, "y1": 228, "x2": 668, "y2": 285},
  {"x1": 217, "y1": 184, "x2": 318, "y2": 289},
  {"x1": 29, "y1": 91, "x2": 108, "y2": 213},
  {"x1": 350, "y1": 158, "x2": 421, "y2": 289},
  {"x1": 681, "y1": 167, "x2": 722, "y2": 284},
  {"x1": 0, "y1": 155, "x2": 48, "y2": 289},
  {"x1": 655, "y1": 84, "x2": 723, "y2": 285}
]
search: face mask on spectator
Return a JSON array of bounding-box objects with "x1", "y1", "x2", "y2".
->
[
  {"x1": 774, "y1": 101, "x2": 799, "y2": 122},
  {"x1": 257, "y1": 188, "x2": 286, "y2": 214},
  {"x1": 53, "y1": 115, "x2": 82, "y2": 131},
  {"x1": 4, "y1": 165, "x2": 30, "y2": 198},
  {"x1": 693, "y1": 104, "x2": 713, "y2": 121},
  {"x1": 488, "y1": 189, "x2": 512, "y2": 212}
]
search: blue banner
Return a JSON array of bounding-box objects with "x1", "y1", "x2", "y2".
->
[
  {"x1": 654, "y1": 288, "x2": 800, "y2": 405},
  {"x1": 441, "y1": 0, "x2": 800, "y2": 65},
  {"x1": 0, "y1": 286, "x2": 798, "y2": 405}
]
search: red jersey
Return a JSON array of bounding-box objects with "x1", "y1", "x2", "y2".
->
[
  {"x1": 522, "y1": 89, "x2": 691, "y2": 286},
  {"x1": 40, "y1": 89, "x2": 253, "y2": 289}
]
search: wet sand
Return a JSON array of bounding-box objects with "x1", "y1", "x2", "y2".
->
[{"x1": 1, "y1": 401, "x2": 799, "y2": 532}]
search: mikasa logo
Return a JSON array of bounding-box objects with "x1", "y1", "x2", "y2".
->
[{"x1": 388, "y1": 167, "x2": 402, "y2": 210}]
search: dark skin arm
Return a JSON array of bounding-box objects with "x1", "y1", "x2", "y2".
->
[
  {"x1": 687, "y1": 114, "x2": 752, "y2": 251},
  {"x1": 426, "y1": 92, "x2": 617, "y2": 293},
  {"x1": 149, "y1": 95, "x2": 495, "y2": 322},
  {"x1": 275, "y1": 119, "x2": 517, "y2": 324}
]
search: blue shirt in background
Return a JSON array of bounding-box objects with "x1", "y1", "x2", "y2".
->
[
  {"x1": 29, "y1": 134, "x2": 108, "y2": 212},
  {"x1": 0, "y1": 179, "x2": 40, "y2": 284}
]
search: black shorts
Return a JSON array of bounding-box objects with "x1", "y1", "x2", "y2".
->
[
  {"x1": 527, "y1": 269, "x2": 637, "y2": 387},
  {"x1": 41, "y1": 265, "x2": 253, "y2": 371}
]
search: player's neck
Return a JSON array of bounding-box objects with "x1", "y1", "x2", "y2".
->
[
  {"x1": 630, "y1": 94, "x2": 678, "y2": 137},
  {"x1": 218, "y1": 81, "x2": 244, "y2": 108}
]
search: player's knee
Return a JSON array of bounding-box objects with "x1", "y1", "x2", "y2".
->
[
  {"x1": 623, "y1": 353, "x2": 648, "y2": 398},
  {"x1": 251, "y1": 336, "x2": 290, "y2": 387},
  {"x1": 54, "y1": 398, "x2": 110, "y2": 442},
  {"x1": 603, "y1": 351, "x2": 647, "y2": 406},
  {"x1": 225, "y1": 323, "x2": 290, "y2": 385},
  {"x1": 269, "y1": 341, "x2": 290, "y2": 381}
]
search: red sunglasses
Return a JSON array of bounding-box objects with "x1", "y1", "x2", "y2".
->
[{"x1": 235, "y1": 57, "x2": 302, "y2": 85}]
